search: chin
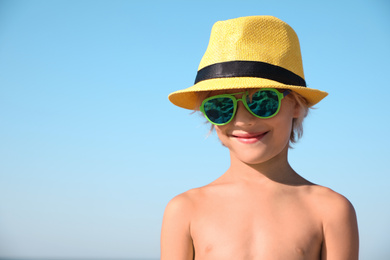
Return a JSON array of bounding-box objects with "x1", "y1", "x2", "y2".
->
[
  {"x1": 229, "y1": 142, "x2": 290, "y2": 165},
  {"x1": 230, "y1": 149, "x2": 273, "y2": 165},
  {"x1": 237, "y1": 155, "x2": 274, "y2": 165}
]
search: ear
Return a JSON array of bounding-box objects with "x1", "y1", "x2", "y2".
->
[{"x1": 292, "y1": 100, "x2": 302, "y2": 119}]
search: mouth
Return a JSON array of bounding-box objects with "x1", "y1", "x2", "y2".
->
[{"x1": 231, "y1": 131, "x2": 268, "y2": 144}]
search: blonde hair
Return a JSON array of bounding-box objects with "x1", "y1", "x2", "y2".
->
[{"x1": 195, "y1": 89, "x2": 310, "y2": 146}]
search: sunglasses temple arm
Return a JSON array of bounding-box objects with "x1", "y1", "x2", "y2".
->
[{"x1": 283, "y1": 90, "x2": 291, "y2": 98}]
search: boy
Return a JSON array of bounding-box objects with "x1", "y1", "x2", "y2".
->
[{"x1": 162, "y1": 16, "x2": 359, "y2": 260}]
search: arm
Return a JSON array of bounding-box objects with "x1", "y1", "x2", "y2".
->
[
  {"x1": 321, "y1": 193, "x2": 359, "y2": 260},
  {"x1": 161, "y1": 194, "x2": 194, "y2": 260}
]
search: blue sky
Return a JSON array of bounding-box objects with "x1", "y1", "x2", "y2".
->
[{"x1": 0, "y1": 0, "x2": 389, "y2": 259}]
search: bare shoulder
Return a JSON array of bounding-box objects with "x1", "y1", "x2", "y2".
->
[
  {"x1": 307, "y1": 185, "x2": 357, "y2": 219},
  {"x1": 306, "y1": 185, "x2": 359, "y2": 260},
  {"x1": 161, "y1": 189, "x2": 202, "y2": 260},
  {"x1": 163, "y1": 186, "x2": 210, "y2": 220},
  {"x1": 163, "y1": 189, "x2": 197, "y2": 219}
]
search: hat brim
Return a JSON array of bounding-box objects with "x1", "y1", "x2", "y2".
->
[{"x1": 168, "y1": 77, "x2": 328, "y2": 110}]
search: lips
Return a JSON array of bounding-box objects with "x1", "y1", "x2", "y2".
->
[{"x1": 231, "y1": 131, "x2": 268, "y2": 144}]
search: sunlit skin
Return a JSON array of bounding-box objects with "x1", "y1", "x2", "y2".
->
[{"x1": 161, "y1": 90, "x2": 359, "y2": 260}]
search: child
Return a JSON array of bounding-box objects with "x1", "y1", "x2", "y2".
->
[{"x1": 162, "y1": 16, "x2": 359, "y2": 260}]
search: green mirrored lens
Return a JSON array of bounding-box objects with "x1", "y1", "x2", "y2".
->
[
  {"x1": 246, "y1": 90, "x2": 279, "y2": 117},
  {"x1": 204, "y1": 97, "x2": 234, "y2": 124}
]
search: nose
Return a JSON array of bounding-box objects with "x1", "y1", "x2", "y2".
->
[{"x1": 232, "y1": 101, "x2": 255, "y2": 126}]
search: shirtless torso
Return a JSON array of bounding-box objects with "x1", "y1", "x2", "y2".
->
[{"x1": 161, "y1": 168, "x2": 359, "y2": 260}]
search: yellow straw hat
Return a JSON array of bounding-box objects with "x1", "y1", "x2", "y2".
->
[{"x1": 168, "y1": 16, "x2": 328, "y2": 109}]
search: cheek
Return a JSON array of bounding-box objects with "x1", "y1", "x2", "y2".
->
[
  {"x1": 275, "y1": 118, "x2": 293, "y2": 140},
  {"x1": 215, "y1": 126, "x2": 228, "y2": 146},
  {"x1": 271, "y1": 101, "x2": 296, "y2": 140}
]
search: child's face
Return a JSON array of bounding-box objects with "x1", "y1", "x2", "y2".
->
[{"x1": 213, "y1": 89, "x2": 300, "y2": 165}]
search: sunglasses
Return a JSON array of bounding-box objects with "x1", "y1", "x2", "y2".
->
[{"x1": 200, "y1": 88, "x2": 290, "y2": 126}]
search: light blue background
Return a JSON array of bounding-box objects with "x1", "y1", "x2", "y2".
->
[{"x1": 0, "y1": 0, "x2": 389, "y2": 259}]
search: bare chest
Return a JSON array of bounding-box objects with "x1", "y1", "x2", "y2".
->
[{"x1": 190, "y1": 191, "x2": 323, "y2": 260}]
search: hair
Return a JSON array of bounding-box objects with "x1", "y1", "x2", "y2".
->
[{"x1": 194, "y1": 89, "x2": 310, "y2": 146}]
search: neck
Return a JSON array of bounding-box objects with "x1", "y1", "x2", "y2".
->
[{"x1": 226, "y1": 145, "x2": 306, "y2": 185}]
